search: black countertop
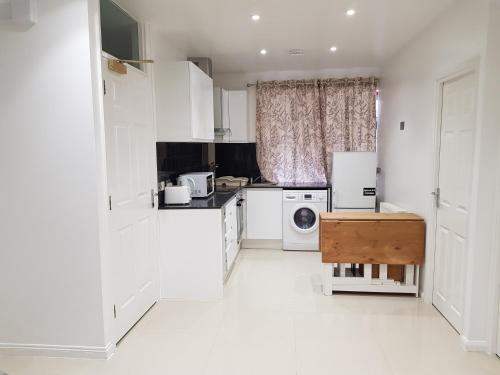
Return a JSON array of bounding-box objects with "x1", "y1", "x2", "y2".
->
[
  {"x1": 245, "y1": 182, "x2": 332, "y2": 190},
  {"x1": 158, "y1": 191, "x2": 238, "y2": 210},
  {"x1": 159, "y1": 183, "x2": 331, "y2": 210}
]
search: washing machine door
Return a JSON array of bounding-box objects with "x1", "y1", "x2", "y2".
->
[{"x1": 290, "y1": 204, "x2": 319, "y2": 234}]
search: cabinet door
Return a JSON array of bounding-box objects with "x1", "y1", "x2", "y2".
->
[
  {"x1": 228, "y1": 90, "x2": 248, "y2": 142},
  {"x1": 203, "y1": 74, "x2": 214, "y2": 140},
  {"x1": 213, "y1": 87, "x2": 222, "y2": 129},
  {"x1": 225, "y1": 197, "x2": 239, "y2": 270},
  {"x1": 222, "y1": 89, "x2": 230, "y2": 142},
  {"x1": 155, "y1": 62, "x2": 192, "y2": 142},
  {"x1": 190, "y1": 64, "x2": 214, "y2": 141},
  {"x1": 246, "y1": 189, "x2": 283, "y2": 239}
]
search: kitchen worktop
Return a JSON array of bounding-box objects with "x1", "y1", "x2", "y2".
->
[
  {"x1": 158, "y1": 191, "x2": 238, "y2": 210},
  {"x1": 159, "y1": 182, "x2": 332, "y2": 210},
  {"x1": 244, "y1": 182, "x2": 332, "y2": 190}
]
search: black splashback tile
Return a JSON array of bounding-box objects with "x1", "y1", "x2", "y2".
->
[
  {"x1": 215, "y1": 143, "x2": 260, "y2": 179},
  {"x1": 156, "y1": 142, "x2": 209, "y2": 183}
]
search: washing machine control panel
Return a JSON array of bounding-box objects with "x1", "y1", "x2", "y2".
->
[{"x1": 300, "y1": 192, "x2": 328, "y2": 202}]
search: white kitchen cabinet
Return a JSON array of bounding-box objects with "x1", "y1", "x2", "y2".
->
[
  {"x1": 214, "y1": 88, "x2": 248, "y2": 143},
  {"x1": 227, "y1": 90, "x2": 248, "y2": 142},
  {"x1": 224, "y1": 197, "x2": 239, "y2": 271},
  {"x1": 156, "y1": 61, "x2": 214, "y2": 142},
  {"x1": 247, "y1": 86, "x2": 257, "y2": 142},
  {"x1": 213, "y1": 87, "x2": 223, "y2": 131},
  {"x1": 246, "y1": 189, "x2": 283, "y2": 240},
  {"x1": 158, "y1": 197, "x2": 239, "y2": 300}
]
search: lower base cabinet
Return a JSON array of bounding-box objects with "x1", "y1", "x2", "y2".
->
[
  {"x1": 158, "y1": 197, "x2": 239, "y2": 301},
  {"x1": 246, "y1": 188, "x2": 283, "y2": 240}
]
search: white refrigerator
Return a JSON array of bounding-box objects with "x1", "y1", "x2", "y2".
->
[{"x1": 332, "y1": 152, "x2": 377, "y2": 212}]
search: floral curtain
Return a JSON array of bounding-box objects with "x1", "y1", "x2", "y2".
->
[
  {"x1": 320, "y1": 78, "x2": 378, "y2": 181},
  {"x1": 256, "y1": 77, "x2": 378, "y2": 183},
  {"x1": 256, "y1": 80, "x2": 327, "y2": 183}
]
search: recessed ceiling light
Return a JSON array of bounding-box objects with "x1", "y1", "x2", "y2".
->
[
  {"x1": 251, "y1": 14, "x2": 260, "y2": 21},
  {"x1": 260, "y1": 49, "x2": 267, "y2": 55},
  {"x1": 330, "y1": 46, "x2": 338, "y2": 52},
  {"x1": 346, "y1": 9, "x2": 356, "y2": 16}
]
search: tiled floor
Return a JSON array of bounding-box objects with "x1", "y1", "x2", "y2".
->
[{"x1": 2, "y1": 249, "x2": 500, "y2": 375}]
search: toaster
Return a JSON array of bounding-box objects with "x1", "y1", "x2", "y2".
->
[{"x1": 164, "y1": 186, "x2": 191, "y2": 205}]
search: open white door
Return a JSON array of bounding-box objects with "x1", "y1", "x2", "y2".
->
[
  {"x1": 432, "y1": 71, "x2": 477, "y2": 333},
  {"x1": 102, "y1": 57, "x2": 159, "y2": 342}
]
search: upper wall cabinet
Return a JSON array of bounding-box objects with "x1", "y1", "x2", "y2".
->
[
  {"x1": 214, "y1": 88, "x2": 249, "y2": 143},
  {"x1": 156, "y1": 62, "x2": 214, "y2": 142}
]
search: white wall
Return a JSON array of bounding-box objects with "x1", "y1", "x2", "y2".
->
[
  {"x1": 0, "y1": 0, "x2": 112, "y2": 357},
  {"x1": 379, "y1": 0, "x2": 500, "y2": 352},
  {"x1": 214, "y1": 67, "x2": 380, "y2": 142}
]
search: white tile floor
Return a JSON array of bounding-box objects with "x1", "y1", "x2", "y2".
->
[{"x1": 2, "y1": 249, "x2": 500, "y2": 375}]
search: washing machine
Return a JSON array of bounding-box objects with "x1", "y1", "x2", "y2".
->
[{"x1": 282, "y1": 190, "x2": 328, "y2": 251}]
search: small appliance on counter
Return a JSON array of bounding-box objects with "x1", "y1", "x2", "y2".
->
[
  {"x1": 178, "y1": 172, "x2": 214, "y2": 198},
  {"x1": 216, "y1": 176, "x2": 249, "y2": 190},
  {"x1": 164, "y1": 185, "x2": 191, "y2": 205}
]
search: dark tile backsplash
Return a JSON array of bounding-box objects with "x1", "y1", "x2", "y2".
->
[
  {"x1": 156, "y1": 142, "x2": 210, "y2": 183},
  {"x1": 215, "y1": 143, "x2": 260, "y2": 179}
]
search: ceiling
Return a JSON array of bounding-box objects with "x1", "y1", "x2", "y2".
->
[{"x1": 116, "y1": 0, "x2": 456, "y2": 74}]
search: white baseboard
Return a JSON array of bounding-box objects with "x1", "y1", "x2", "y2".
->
[
  {"x1": 0, "y1": 341, "x2": 115, "y2": 359},
  {"x1": 460, "y1": 335, "x2": 488, "y2": 352},
  {"x1": 241, "y1": 239, "x2": 282, "y2": 249}
]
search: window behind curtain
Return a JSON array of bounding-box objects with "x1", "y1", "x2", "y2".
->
[{"x1": 100, "y1": 0, "x2": 141, "y2": 70}]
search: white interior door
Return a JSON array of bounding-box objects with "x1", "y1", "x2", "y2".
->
[
  {"x1": 433, "y1": 71, "x2": 477, "y2": 333},
  {"x1": 102, "y1": 58, "x2": 159, "y2": 342}
]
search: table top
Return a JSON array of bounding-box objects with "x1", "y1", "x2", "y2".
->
[{"x1": 320, "y1": 212, "x2": 424, "y2": 221}]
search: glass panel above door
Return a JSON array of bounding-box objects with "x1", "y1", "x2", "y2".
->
[{"x1": 100, "y1": 0, "x2": 141, "y2": 69}]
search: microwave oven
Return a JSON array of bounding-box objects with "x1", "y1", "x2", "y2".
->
[{"x1": 177, "y1": 172, "x2": 214, "y2": 198}]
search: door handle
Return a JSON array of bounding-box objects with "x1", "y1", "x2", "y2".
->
[{"x1": 151, "y1": 189, "x2": 156, "y2": 209}]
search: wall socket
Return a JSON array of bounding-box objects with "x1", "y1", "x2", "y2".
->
[{"x1": 400, "y1": 121, "x2": 405, "y2": 131}]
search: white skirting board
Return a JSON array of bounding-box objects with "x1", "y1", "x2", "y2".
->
[
  {"x1": 460, "y1": 335, "x2": 489, "y2": 352},
  {"x1": 241, "y1": 239, "x2": 283, "y2": 249},
  {"x1": 0, "y1": 341, "x2": 115, "y2": 359}
]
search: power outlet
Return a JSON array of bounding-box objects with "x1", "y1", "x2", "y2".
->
[{"x1": 400, "y1": 121, "x2": 405, "y2": 131}]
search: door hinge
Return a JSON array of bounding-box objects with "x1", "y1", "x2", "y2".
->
[
  {"x1": 113, "y1": 304, "x2": 117, "y2": 319},
  {"x1": 108, "y1": 195, "x2": 112, "y2": 211},
  {"x1": 432, "y1": 188, "x2": 441, "y2": 208},
  {"x1": 103, "y1": 79, "x2": 106, "y2": 95}
]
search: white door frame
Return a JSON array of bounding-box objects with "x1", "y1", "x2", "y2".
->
[
  {"x1": 426, "y1": 59, "x2": 500, "y2": 351},
  {"x1": 101, "y1": 12, "x2": 160, "y2": 343},
  {"x1": 425, "y1": 60, "x2": 480, "y2": 310},
  {"x1": 492, "y1": 123, "x2": 500, "y2": 355},
  {"x1": 494, "y1": 170, "x2": 500, "y2": 355}
]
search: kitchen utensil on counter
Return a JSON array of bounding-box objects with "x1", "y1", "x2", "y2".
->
[{"x1": 164, "y1": 185, "x2": 191, "y2": 205}]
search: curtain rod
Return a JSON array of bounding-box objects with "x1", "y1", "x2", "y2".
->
[
  {"x1": 247, "y1": 77, "x2": 379, "y2": 88},
  {"x1": 247, "y1": 82, "x2": 316, "y2": 87}
]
